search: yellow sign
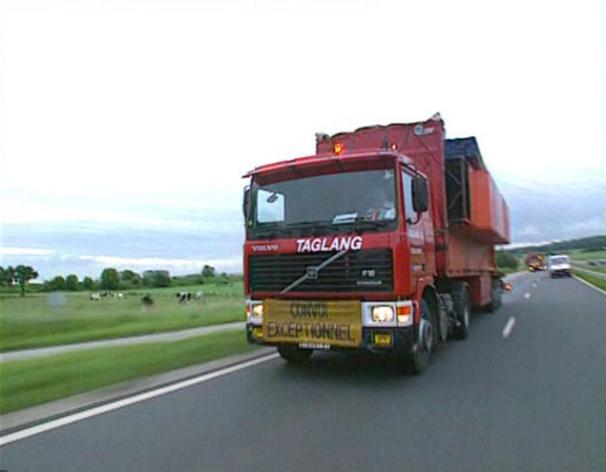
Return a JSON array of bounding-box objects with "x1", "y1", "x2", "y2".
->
[{"x1": 263, "y1": 299, "x2": 362, "y2": 348}]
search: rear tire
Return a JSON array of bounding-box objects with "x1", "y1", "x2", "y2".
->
[
  {"x1": 486, "y1": 278, "x2": 503, "y2": 313},
  {"x1": 277, "y1": 345, "x2": 313, "y2": 364},
  {"x1": 451, "y1": 282, "x2": 471, "y2": 339}
]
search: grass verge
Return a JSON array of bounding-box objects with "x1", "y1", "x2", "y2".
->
[
  {"x1": 0, "y1": 330, "x2": 259, "y2": 414},
  {"x1": 498, "y1": 267, "x2": 524, "y2": 276},
  {"x1": 0, "y1": 283, "x2": 245, "y2": 352},
  {"x1": 572, "y1": 270, "x2": 606, "y2": 291}
]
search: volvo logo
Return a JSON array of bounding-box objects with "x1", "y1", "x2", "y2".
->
[
  {"x1": 306, "y1": 266, "x2": 319, "y2": 280},
  {"x1": 281, "y1": 249, "x2": 349, "y2": 294}
]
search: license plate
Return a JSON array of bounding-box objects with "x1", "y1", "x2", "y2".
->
[
  {"x1": 298, "y1": 343, "x2": 330, "y2": 350},
  {"x1": 263, "y1": 299, "x2": 362, "y2": 348}
]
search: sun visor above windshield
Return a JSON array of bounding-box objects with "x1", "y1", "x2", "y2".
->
[{"x1": 245, "y1": 152, "x2": 398, "y2": 185}]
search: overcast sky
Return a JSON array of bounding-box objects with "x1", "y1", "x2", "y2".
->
[{"x1": 1, "y1": 0, "x2": 605, "y2": 279}]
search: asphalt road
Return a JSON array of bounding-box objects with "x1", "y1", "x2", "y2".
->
[{"x1": 2, "y1": 272, "x2": 605, "y2": 471}]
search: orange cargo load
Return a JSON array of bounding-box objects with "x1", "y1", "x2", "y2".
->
[
  {"x1": 469, "y1": 168, "x2": 510, "y2": 244},
  {"x1": 445, "y1": 137, "x2": 510, "y2": 246}
]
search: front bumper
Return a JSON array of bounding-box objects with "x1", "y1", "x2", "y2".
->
[
  {"x1": 550, "y1": 269, "x2": 571, "y2": 277},
  {"x1": 246, "y1": 323, "x2": 415, "y2": 355}
]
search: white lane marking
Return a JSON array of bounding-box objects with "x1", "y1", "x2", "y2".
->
[
  {"x1": 523, "y1": 292, "x2": 531, "y2": 300},
  {"x1": 531, "y1": 283, "x2": 538, "y2": 288},
  {"x1": 502, "y1": 317, "x2": 516, "y2": 339},
  {"x1": 0, "y1": 353, "x2": 280, "y2": 447},
  {"x1": 572, "y1": 275, "x2": 606, "y2": 296}
]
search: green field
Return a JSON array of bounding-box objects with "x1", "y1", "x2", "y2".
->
[
  {"x1": 573, "y1": 264, "x2": 606, "y2": 274},
  {"x1": 499, "y1": 266, "x2": 523, "y2": 275},
  {"x1": 0, "y1": 330, "x2": 260, "y2": 414},
  {"x1": 0, "y1": 282, "x2": 245, "y2": 352},
  {"x1": 568, "y1": 249, "x2": 606, "y2": 262},
  {"x1": 569, "y1": 249, "x2": 606, "y2": 274}
]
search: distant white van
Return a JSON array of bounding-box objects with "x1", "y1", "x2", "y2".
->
[{"x1": 548, "y1": 255, "x2": 571, "y2": 278}]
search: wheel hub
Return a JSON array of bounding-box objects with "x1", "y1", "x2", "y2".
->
[{"x1": 419, "y1": 319, "x2": 433, "y2": 352}]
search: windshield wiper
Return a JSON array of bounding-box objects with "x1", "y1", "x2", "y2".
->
[
  {"x1": 284, "y1": 221, "x2": 331, "y2": 229},
  {"x1": 252, "y1": 221, "x2": 329, "y2": 239},
  {"x1": 254, "y1": 230, "x2": 278, "y2": 240},
  {"x1": 347, "y1": 219, "x2": 391, "y2": 233},
  {"x1": 253, "y1": 224, "x2": 283, "y2": 239},
  {"x1": 282, "y1": 221, "x2": 340, "y2": 236},
  {"x1": 354, "y1": 220, "x2": 390, "y2": 227},
  {"x1": 253, "y1": 219, "x2": 390, "y2": 239}
]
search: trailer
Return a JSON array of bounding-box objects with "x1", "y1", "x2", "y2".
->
[{"x1": 242, "y1": 114, "x2": 510, "y2": 373}]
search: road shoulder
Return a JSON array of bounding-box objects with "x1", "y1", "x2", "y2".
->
[{"x1": 572, "y1": 274, "x2": 606, "y2": 295}]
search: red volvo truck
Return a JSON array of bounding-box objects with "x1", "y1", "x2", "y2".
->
[{"x1": 242, "y1": 114, "x2": 510, "y2": 373}]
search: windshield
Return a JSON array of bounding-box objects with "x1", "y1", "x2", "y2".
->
[
  {"x1": 550, "y1": 256, "x2": 570, "y2": 265},
  {"x1": 250, "y1": 169, "x2": 397, "y2": 238}
]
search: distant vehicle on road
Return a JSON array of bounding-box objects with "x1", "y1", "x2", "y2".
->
[
  {"x1": 525, "y1": 253, "x2": 547, "y2": 272},
  {"x1": 548, "y1": 255, "x2": 572, "y2": 277},
  {"x1": 241, "y1": 115, "x2": 511, "y2": 374}
]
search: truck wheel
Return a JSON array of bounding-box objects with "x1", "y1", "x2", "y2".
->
[
  {"x1": 277, "y1": 345, "x2": 312, "y2": 364},
  {"x1": 486, "y1": 278, "x2": 502, "y2": 313},
  {"x1": 451, "y1": 283, "x2": 471, "y2": 339},
  {"x1": 399, "y1": 300, "x2": 433, "y2": 374}
]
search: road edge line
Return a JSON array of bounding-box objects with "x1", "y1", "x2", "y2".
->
[
  {"x1": 0, "y1": 352, "x2": 279, "y2": 447},
  {"x1": 572, "y1": 275, "x2": 606, "y2": 296}
]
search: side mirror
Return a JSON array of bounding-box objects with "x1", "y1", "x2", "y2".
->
[
  {"x1": 242, "y1": 186, "x2": 250, "y2": 219},
  {"x1": 412, "y1": 176, "x2": 429, "y2": 213}
]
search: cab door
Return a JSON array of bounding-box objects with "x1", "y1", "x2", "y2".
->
[{"x1": 402, "y1": 170, "x2": 431, "y2": 290}]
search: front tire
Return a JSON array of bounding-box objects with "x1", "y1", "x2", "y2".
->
[
  {"x1": 277, "y1": 345, "x2": 313, "y2": 364},
  {"x1": 399, "y1": 299, "x2": 434, "y2": 375}
]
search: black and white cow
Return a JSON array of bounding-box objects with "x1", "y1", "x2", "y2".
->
[{"x1": 176, "y1": 291, "x2": 192, "y2": 303}]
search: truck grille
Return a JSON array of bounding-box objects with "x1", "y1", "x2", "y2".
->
[{"x1": 249, "y1": 249, "x2": 393, "y2": 293}]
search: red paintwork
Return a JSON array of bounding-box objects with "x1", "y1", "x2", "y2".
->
[
  {"x1": 243, "y1": 115, "x2": 510, "y2": 310},
  {"x1": 466, "y1": 273, "x2": 493, "y2": 307}
]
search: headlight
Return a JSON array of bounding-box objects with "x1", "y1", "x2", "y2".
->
[
  {"x1": 252, "y1": 303, "x2": 263, "y2": 318},
  {"x1": 247, "y1": 300, "x2": 263, "y2": 324},
  {"x1": 371, "y1": 306, "x2": 394, "y2": 323}
]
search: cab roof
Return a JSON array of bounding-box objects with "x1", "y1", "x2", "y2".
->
[{"x1": 243, "y1": 150, "x2": 413, "y2": 181}]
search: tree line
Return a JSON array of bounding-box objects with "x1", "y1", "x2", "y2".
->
[
  {"x1": 505, "y1": 235, "x2": 606, "y2": 256},
  {"x1": 496, "y1": 252, "x2": 520, "y2": 270},
  {"x1": 0, "y1": 264, "x2": 230, "y2": 296}
]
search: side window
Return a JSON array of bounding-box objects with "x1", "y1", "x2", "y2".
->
[
  {"x1": 256, "y1": 189, "x2": 285, "y2": 223},
  {"x1": 402, "y1": 172, "x2": 415, "y2": 224}
]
